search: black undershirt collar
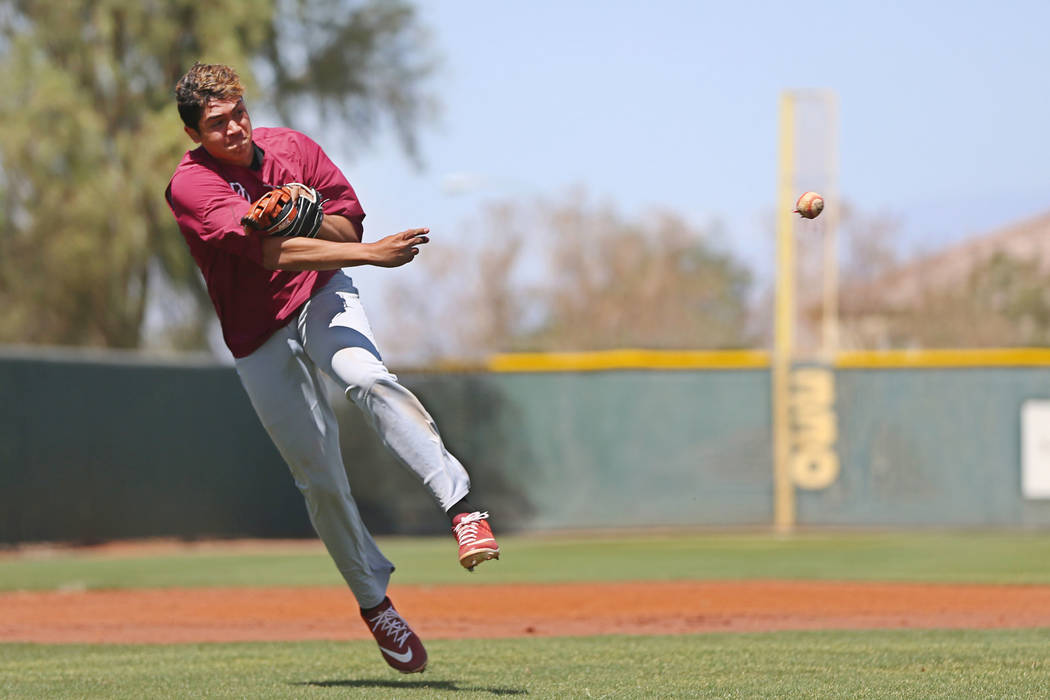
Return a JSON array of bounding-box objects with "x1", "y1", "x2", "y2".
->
[{"x1": 249, "y1": 143, "x2": 265, "y2": 171}]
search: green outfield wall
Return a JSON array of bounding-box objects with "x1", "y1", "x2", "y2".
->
[
  {"x1": 3, "y1": 348, "x2": 1050, "y2": 543},
  {"x1": 0, "y1": 350, "x2": 313, "y2": 544},
  {"x1": 802, "y1": 366, "x2": 1050, "y2": 526}
]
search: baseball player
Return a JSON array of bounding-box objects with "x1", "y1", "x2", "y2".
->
[{"x1": 165, "y1": 63, "x2": 500, "y2": 674}]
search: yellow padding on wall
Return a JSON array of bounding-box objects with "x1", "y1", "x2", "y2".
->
[
  {"x1": 835, "y1": 348, "x2": 1050, "y2": 368},
  {"x1": 486, "y1": 349, "x2": 770, "y2": 372},
  {"x1": 484, "y1": 348, "x2": 1050, "y2": 372}
]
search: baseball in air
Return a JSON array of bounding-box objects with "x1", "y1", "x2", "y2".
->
[{"x1": 794, "y1": 191, "x2": 824, "y2": 219}]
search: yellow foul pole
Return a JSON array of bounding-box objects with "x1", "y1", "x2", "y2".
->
[
  {"x1": 821, "y1": 91, "x2": 840, "y2": 360},
  {"x1": 773, "y1": 92, "x2": 796, "y2": 532}
]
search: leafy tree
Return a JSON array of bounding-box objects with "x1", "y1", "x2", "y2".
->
[
  {"x1": 0, "y1": 0, "x2": 436, "y2": 350},
  {"x1": 889, "y1": 253, "x2": 1050, "y2": 348},
  {"x1": 381, "y1": 193, "x2": 756, "y2": 362},
  {"x1": 823, "y1": 205, "x2": 1050, "y2": 350},
  {"x1": 527, "y1": 199, "x2": 754, "y2": 351}
]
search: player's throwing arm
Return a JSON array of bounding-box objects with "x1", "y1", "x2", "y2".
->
[{"x1": 257, "y1": 227, "x2": 430, "y2": 271}]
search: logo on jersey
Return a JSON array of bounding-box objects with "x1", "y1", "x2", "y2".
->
[{"x1": 229, "y1": 181, "x2": 249, "y2": 201}]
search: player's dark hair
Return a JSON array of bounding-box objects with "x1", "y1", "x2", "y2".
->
[{"x1": 175, "y1": 62, "x2": 245, "y2": 131}]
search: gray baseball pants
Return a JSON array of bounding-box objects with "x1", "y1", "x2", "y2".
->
[{"x1": 234, "y1": 271, "x2": 471, "y2": 609}]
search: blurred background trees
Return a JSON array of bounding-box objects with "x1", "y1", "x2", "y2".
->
[
  {"x1": 840, "y1": 252, "x2": 1050, "y2": 350},
  {"x1": 380, "y1": 193, "x2": 755, "y2": 363},
  {"x1": 828, "y1": 208, "x2": 1050, "y2": 351},
  {"x1": 0, "y1": 0, "x2": 435, "y2": 351},
  {"x1": 1, "y1": 0, "x2": 1046, "y2": 362}
]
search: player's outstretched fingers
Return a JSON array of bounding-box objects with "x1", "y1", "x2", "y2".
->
[
  {"x1": 404, "y1": 228, "x2": 429, "y2": 259},
  {"x1": 403, "y1": 227, "x2": 429, "y2": 243}
]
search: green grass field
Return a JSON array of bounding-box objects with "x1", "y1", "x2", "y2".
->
[
  {"x1": 3, "y1": 630, "x2": 1049, "y2": 699},
  {"x1": 4, "y1": 530, "x2": 1050, "y2": 591},
  {"x1": 2, "y1": 531, "x2": 1049, "y2": 698}
]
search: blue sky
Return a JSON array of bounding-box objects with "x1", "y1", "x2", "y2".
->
[{"x1": 308, "y1": 0, "x2": 1048, "y2": 341}]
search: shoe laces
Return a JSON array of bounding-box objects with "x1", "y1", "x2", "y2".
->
[
  {"x1": 368, "y1": 608, "x2": 413, "y2": 647},
  {"x1": 453, "y1": 511, "x2": 490, "y2": 546}
]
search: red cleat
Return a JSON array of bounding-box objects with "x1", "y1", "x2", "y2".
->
[
  {"x1": 452, "y1": 511, "x2": 500, "y2": 571},
  {"x1": 360, "y1": 597, "x2": 427, "y2": 673}
]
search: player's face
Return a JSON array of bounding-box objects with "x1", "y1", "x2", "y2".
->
[{"x1": 186, "y1": 97, "x2": 253, "y2": 167}]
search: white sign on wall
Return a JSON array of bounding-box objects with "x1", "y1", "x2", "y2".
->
[{"x1": 1021, "y1": 400, "x2": 1050, "y2": 500}]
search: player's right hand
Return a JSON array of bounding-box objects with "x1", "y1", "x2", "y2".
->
[{"x1": 368, "y1": 228, "x2": 430, "y2": 268}]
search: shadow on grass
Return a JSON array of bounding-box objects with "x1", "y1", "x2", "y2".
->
[{"x1": 299, "y1": 679, "x2": 527, "y2": 694}]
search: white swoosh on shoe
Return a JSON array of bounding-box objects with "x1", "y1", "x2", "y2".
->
[{"x1": 380, "y1": 646, "x2": 414, "y2": 664}]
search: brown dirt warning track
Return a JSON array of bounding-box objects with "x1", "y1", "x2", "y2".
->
[{"x1": 3, "y1": 580, "x2": 1050, "y2": 644}]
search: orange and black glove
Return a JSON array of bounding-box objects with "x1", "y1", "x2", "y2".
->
[{"x1": 241, "y1": 183, "x2": 325, "y2": 238}]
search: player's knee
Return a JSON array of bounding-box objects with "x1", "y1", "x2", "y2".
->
[{"x1": 332, "y1": 347, "x2": 391, "y2": 399}]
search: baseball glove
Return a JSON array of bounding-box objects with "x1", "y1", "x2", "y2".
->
[{"x1": 241, "y1": 183, "x2": 325, "y2": 238}]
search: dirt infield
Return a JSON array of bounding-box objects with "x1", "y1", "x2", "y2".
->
[{"x1": 3, "y1": 580, "x2": 1050, "y2": 643}]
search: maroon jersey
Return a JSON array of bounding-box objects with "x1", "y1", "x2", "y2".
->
[{"x1": 165, "y1": 127, "x2": 365, "y2": 357}]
